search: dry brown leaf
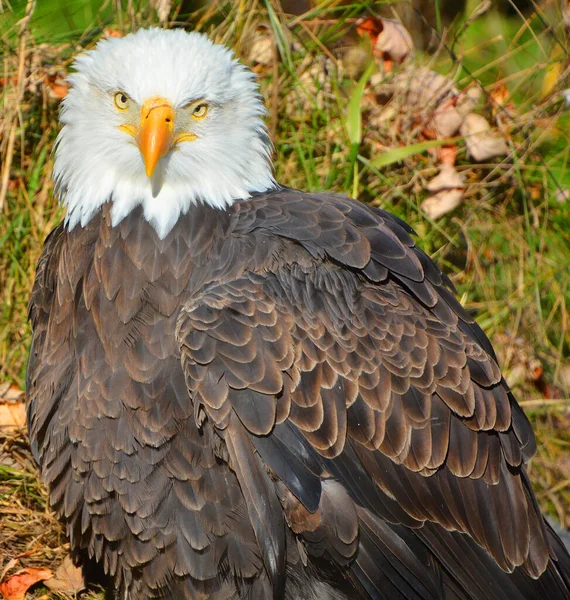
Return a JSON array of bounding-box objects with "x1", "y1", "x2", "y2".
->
[
  {"x1": 0, "y1": 382, "x2": 24, "y2": 402},
  {"x1": 426, "y1": 164, "x2": 464, "y2": 192},
  {"x1": 248, "y1": 26, "x2": 274, "y2": 67},
  {"x1": 437, "y1": 145, "x2": 457, "y2": 166},
  {"x1": 0, "y1": 561, "x2": 19, "y2": 585},
  {"x1": 44, "y1": 73, "x2": 69, "y2": 100},
  {"x1": 44, "y1": 556, "x2": 84, "y2": 596},
  {"x1": 366, "y1": 104, "x2": 398, "y2": 130},
  {"x1": 0, "y1": 568, "x2": 53, "y2": 600},
  {"x1": 429, "y1": 87, "x2": 481, "y2": 137},
  {"x1": 357, "y1": 17, "x2": 413, "y2": 66},
  {"x1": 422, "y1": 164, "x2": 464, "y2": 219},
  {"x1": 375, "y1": 19, "x2": 413, "y2": 64},
  {"x1": 103, "y1": 28, "x2": 122, "y2": 38},
  {"x1": 0, "y1": 383, "x2": 26, "y2": 428},
  {"x1": 0, "y1": 404, "x2": 26, "y2": 428},
  {"x1": 369, "y1": 65, "x2": 481, "y2": 141},
  {"x1": 491, "y1": 84, "x2": 517, "y2": 120},
  {"x1": 421, "y1": 189, "x2": 464, "y2": 220},
  {"x1": 460, "y1": 113, "x2": 508, "y2": 161},
  {"x1": 490, "y1": 84, "x2": 510, "y2": 109},
  {"x1": 387, "y1": 67, "x2": 457, "y2": 113},
  {"x1": 430, "y1": 105, "x2": 466, "y2": 138}
]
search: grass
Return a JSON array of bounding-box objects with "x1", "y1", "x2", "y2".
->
[{"x1": 1, "y1": 0, "x2": 570, "y2": 597}]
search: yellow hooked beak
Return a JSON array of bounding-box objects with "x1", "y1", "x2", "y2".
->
[{"x1": 136, "y1": 97, "x2": 175, "y2": 178}]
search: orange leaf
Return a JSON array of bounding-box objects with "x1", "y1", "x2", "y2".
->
[
  {"x1": 0, "y1": 380, "x2": 26, "y2": 428},
  {"x1": 0, "y1": 403, "x2": 26, "y2": 428},
  {"x1": 356, "y1": 16, "x2": 412, "y2": 64},
  {"x1": 0, "y1": 568, "x2": 53, "y2": 600},
  {"x1": 103, "y1": 28, "x2": 122, "y2": 38},
  {"x1": 490, "y1": 84, "x2": 510, "y2": 108},
  {"x1": 437, "y1": 145, "x2": 457, "y2": 166},
  {"x1": 44, "y1": 74, "x2": 69, "y2": 100},
  {"x1": 355, "y1": 16, "x2": 383, "y2": 43}
]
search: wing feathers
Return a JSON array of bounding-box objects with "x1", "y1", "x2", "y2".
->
[
  {"x1": 225, "y1": 415, "x2": 287, "y2": 598},
  {"x1": 178, "y1": 248, "x2": 551, "y2": 580}
]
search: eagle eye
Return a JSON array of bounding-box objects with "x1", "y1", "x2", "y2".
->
[
  {"x1": 114, "y1": 92, "x2": 130, "y2": 111},
  {"x1": 191, "y1": 102, "x2": 208, "y2": 120}
]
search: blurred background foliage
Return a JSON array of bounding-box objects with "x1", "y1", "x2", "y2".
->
[{"x1": 0, "y1": 0, "x2": 569, "y2": 595}]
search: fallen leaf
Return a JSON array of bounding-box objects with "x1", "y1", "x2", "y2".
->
[
  {"x1": 44, "y1": 73, "x2": 69, "y2": 100},
  {"x1": 426, "y1": 164, "x2": 464, "y2": 192},
  {"x1": 44, "y1": 556, "x2": 84, "y2": 596},
  {"x1": 0, "y1": 382, "x2": 26, "y2": 428},
  {"x1": 531, "y1": 359, "x2": 564, "y2": 399},
  {"x1": 0, "y1": 568, "x2": 53, "y2": 600},
  {"x1": 366, "y1": 103, "x2": 398, "y2": 129},
  {"x1": 421, "y1": 188, "x2": 464, "y2": 220},
  {"x1": 460, "y1": 113, "x2": 508, "y2": 161},
  {"x1": 0, "y1": 403, "x2": 26, "y2": 428},
  {"x1": 356, "y1": 16, "x2": 383, "y2": 40},
  {"x1": 490, "y1": 84, "x2": 510, "y2": 109},
  {"x1": 0, "y1": 383, "x2": 24, "y2": 402},
  {"x1": 437, "y1": 145, "x2": 457, "y2": 166},
  {"x1": 248, "y1": 26, "x2": 274, "y2": 66},
  {"x1": 103, "y1": 28, "x2": 122, "y2": 38},
  {"x1": 429, "y1": 87, "x2": 481, "y2": 138},
  {"x1": 0, "y1": 560, "x2": 19, "y2": 585},
  {"x1": 357, "y1": 17, "x2": 413, "y2": 66},
  {"x1": 422, "y1": 164, "x2": 465, "y2": 219},
  {"x1": 529, "y1": 183, "x2": 542, "y2": 200},
  {"x1": 389, "y1": 67, "x2": 457, "y2": 113}
]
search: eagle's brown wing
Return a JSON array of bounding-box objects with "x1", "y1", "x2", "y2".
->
[
  {"x1": 177, "y1": 189, "x2": 567, "y2": 599},
  {"x1": 27, "y1": 220, "x2": 81, "y2": 464}
]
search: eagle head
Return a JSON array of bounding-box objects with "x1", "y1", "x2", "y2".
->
[{"x1": 53, "y1": 28, "x2": 275, "y2": 238}]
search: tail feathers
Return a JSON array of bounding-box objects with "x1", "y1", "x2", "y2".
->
[
  {"x1": 345, "y1": 508, "x2": 444, "y2": 599},
  {"x1": 504, "y1": 520, "x2": 570, "y2": 600},
  {"x1": 417, "y1": 520, "x2": 570, "y2": 600},
  {"x1": 341, "y1": 508, "x2": 570, "y2": 600}
]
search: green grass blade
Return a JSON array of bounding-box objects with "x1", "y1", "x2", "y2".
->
[
  {"x1": 346, "y1": 61, "x2": 375, "y2": 146},
  {"x1": 369, "y1": 138, "x2": 455, "y2": 168}
]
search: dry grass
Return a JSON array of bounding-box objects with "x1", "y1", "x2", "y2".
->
[{"x1": 0, "y1": 0, "x2": 569, "y2": 597}]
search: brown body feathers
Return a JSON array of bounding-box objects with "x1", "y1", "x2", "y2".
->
[{"x1": 27, "y1": 189, "x2": 570, "y2": 599}]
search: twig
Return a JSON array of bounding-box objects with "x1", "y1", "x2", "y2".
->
[
  {"x1": 0, "y1": 0, "x2": 35, "y2": 213},
  {"x1": 270, "y1": 31, "x2": 279, "y2": 140},
  {"x1": 519, "y1": 398, "x2": 570, "y2": 408}
]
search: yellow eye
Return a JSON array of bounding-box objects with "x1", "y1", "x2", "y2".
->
[
  {"x1": 191, "y1": 102, "x2": 208, "y2": 119},
  {"x1": 114, "y1": 91, "x2": 129, "y2": 110}
]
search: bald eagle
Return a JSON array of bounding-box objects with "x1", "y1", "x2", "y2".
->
[{"x1": 27, "y1": 27, "x2": 570, "y2": 600}]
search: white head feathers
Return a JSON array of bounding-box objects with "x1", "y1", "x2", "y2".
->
[{"x1": 54, "y1": 27, "x2": 276, "y2": 238}]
